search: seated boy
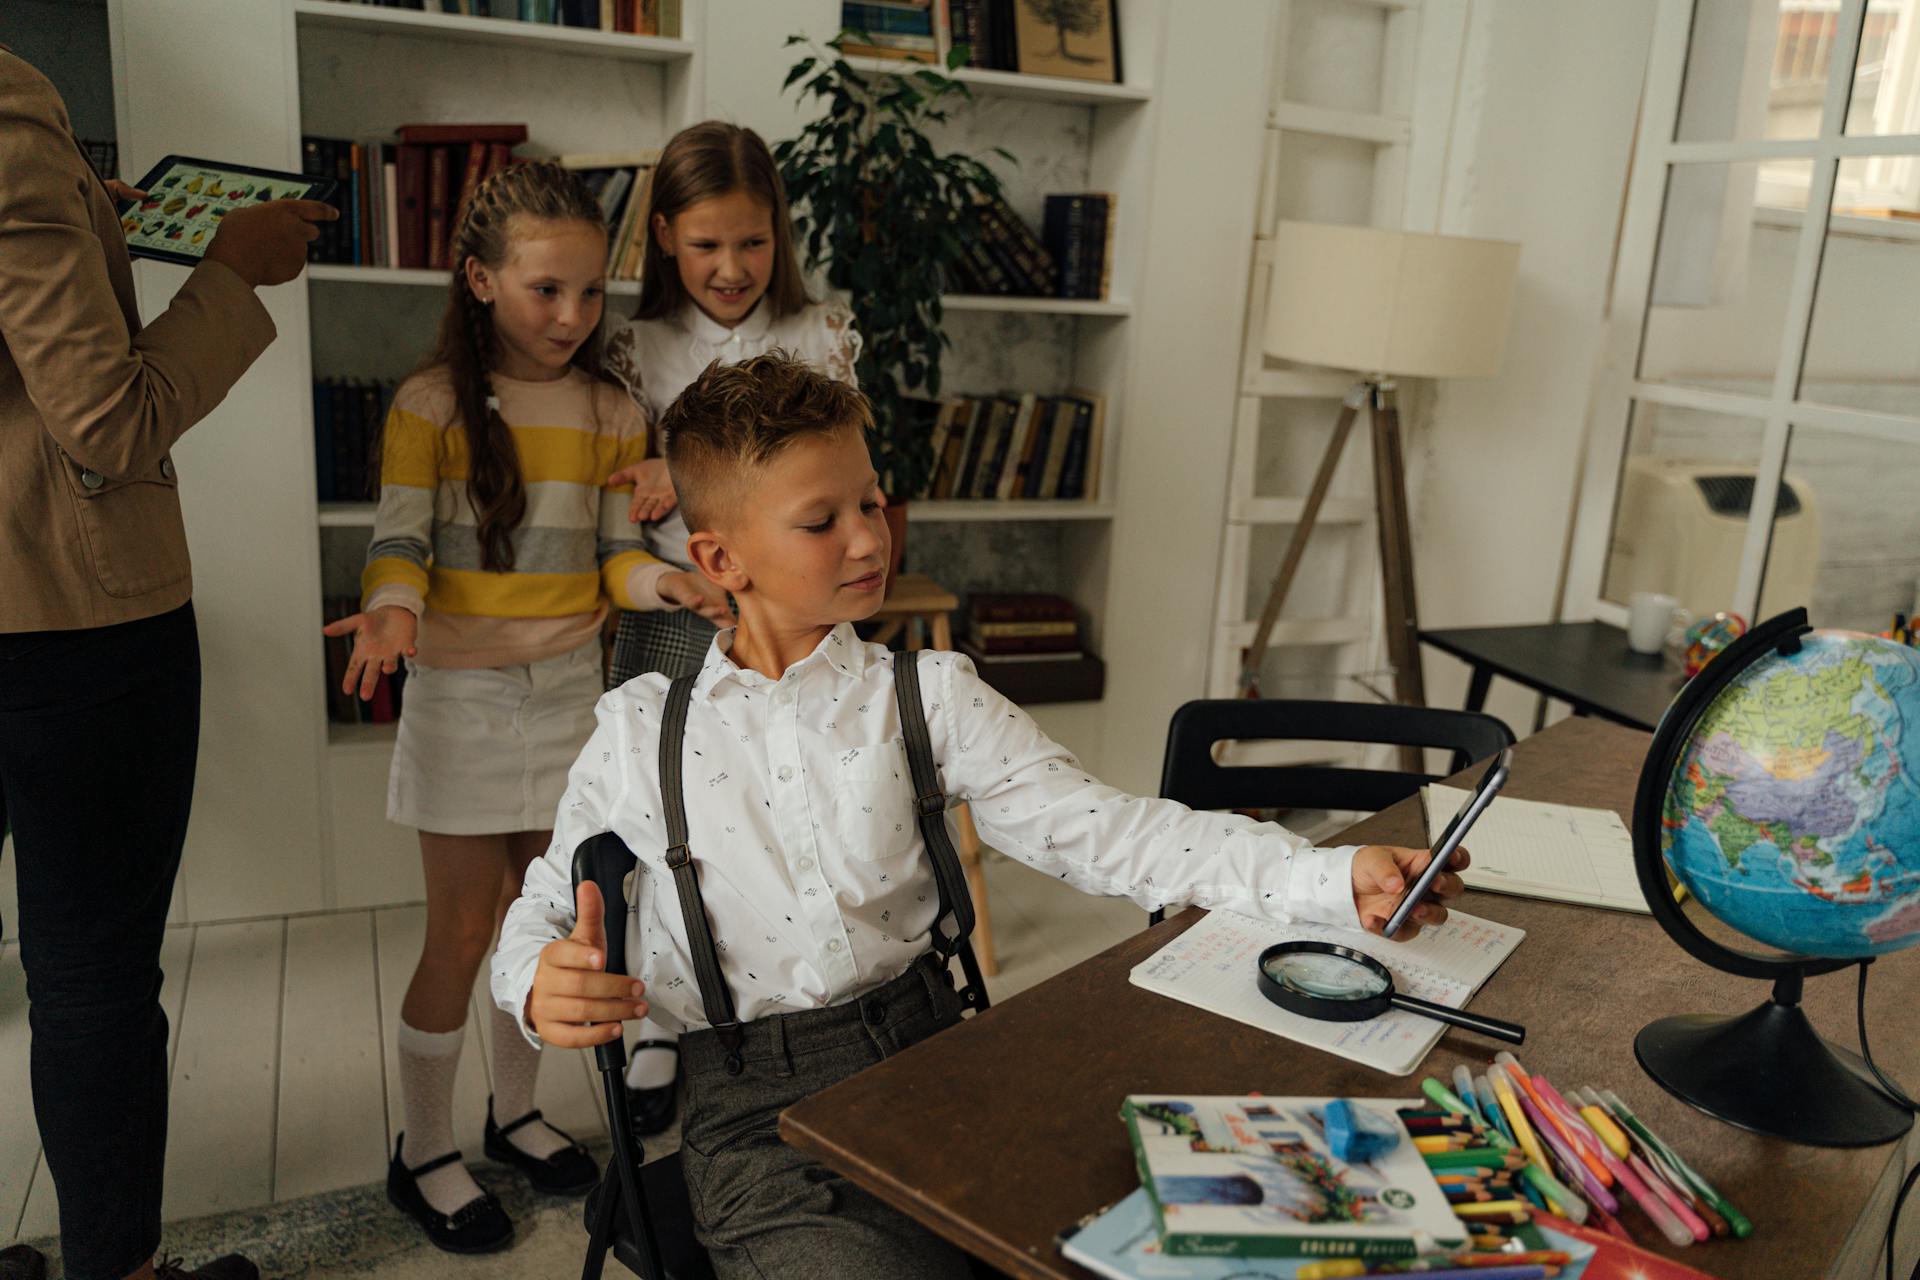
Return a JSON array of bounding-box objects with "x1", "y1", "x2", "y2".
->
[{"x1": 492, "y1": 353, "x2": 1468, "y2": 1280}]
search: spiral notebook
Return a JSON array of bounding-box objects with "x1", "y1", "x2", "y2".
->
[
  {"x1": 1128, "y1": 910, "x2": 1524, "y2": 1076},
  {"x1": 1423, "y1": 785, "x2": 1651, "y2": 915}
]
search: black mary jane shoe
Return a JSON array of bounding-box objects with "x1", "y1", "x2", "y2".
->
[
  {"x1": 386, "y1": 1134, "x2": 515, "y2": 1254},
  {"x1": 484, "y1": 1097, "x2": 601, "y2": 1195},
  {"x1": 624, "y1": 1039, "x2": 681, "y2": 1139}
]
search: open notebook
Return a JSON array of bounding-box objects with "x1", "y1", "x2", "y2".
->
[
  {"x1": 1425, "y1": 785, "x2": 1651, "y2": 915},
  {"x1": 1129, "y1": 909, "x2": 1524, "y2": 1076}
]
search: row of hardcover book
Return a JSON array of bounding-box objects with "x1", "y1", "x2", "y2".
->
[
  {"x1": 316, "y1": 0, "x2": 682, "y2": 35},
  {"x1": 956, "y1": 592, "x2": 1105, "y2": 703},
  {"x1": 918, "y1": 391, "x2": 1105, "y2": 502},
  {"x1": 313, "y1": 378, "x2": 396, "y2": 504},
  {"x1": 322, "y1": 596, "x2": 408, "y2": 726},
  {"x1": 949, "y1": 191, "x2": 1113, "y2": 301},
  {"x1": 560, "y1": 151, "x2": 659, "y2": 282},
  {"x1": 843, "y1": 0, "x2": 1121, "y2": 82},
  {"x1": 304, "y1": 124, "x2": 525, "y2": 270}
]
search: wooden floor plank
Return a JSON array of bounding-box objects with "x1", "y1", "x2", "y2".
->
[
  {"x1": 161, "y1": 919, "x2": 285, "y2": 1221},
  {"x1": 373, "y1": 906, "x2": 492, "y2": 1161},
  {"x1": 275, "y1": 912, "x2": 388, "y2": 1201}
]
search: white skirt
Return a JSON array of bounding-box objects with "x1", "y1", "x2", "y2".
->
[{"x1": 387, "y1": 641, "x2": 604, "y2": 836}]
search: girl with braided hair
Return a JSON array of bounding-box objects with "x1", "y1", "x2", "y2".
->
[{"x1": 322, "y1": 160, "x2": 721, "y2": 1253}]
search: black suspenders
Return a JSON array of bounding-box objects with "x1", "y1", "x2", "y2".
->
[{"x1": 654, "y1": 650, "x2": 987, "y2": 1075}]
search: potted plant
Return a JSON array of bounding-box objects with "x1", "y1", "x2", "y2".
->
[{"x1": 774, "y1": 32, "x2": 1012, "y2": 536}]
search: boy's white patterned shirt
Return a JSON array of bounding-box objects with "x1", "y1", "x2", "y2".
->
[{"x1": 493, "y1": 623, "x2": 1360, "y2": 1043}]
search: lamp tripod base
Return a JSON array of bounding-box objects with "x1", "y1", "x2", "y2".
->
[{"x1": 1635, "y1": 999, "x2": 1913, "y2": 1148}]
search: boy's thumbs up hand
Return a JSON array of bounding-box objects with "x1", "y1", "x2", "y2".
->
[{"x1": 525, "y1": 879, "x2": 648, "y2": 1049}]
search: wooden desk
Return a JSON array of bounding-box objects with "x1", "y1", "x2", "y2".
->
[
  {"x1": 1422, "y1": 621, "x2": 1687, "y2": 731},
  {"x1": 780, "y1": 717, "x2": 1920, "y2": 1279}
]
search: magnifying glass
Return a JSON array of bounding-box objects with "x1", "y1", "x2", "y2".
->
[{"x1": 1256, "y1": 940, "x2": 1526, "y2": 1044}]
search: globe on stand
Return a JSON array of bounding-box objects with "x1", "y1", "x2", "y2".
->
[{"x1": 1632, "y1": 607, "x2": 1920, "y2": 1148}]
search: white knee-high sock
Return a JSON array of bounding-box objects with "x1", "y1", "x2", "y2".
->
[
  {"x1": 624, "y1": 1022, "x2": 678, "y2": 1091},
  {"x1": 488, "y1": 1001, "x2": 567, "y2": 1159},
  {"x1": 398, "y1": 1021, "x2": 485, "y2": 1216}
]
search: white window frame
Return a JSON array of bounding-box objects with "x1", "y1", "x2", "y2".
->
[{"x1": 1567, "y1": 0, "x2": 1920, "y2": 628}]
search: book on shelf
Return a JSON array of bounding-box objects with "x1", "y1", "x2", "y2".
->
[
  {"x1": 968, "y1": 592, "x2": 1077, "y2": 622},
  {"x1": 959, "y1": 645, "x2": 1105, "y2": 703},
  {"x1": 304, "y1": 129, "x2": 529, "y2": 269},
  {"x1": 915, "y1": 390, "x2": 1104, "y2": 502},
  {"x1": 1043, "y1": 192, "x2": 1115, "y2": 299},
  {"x1": 557, "y1": 150, "x2": 659, "y2": 280},
  {"x1": 312, "y1": 377, "x2": 396, "y2": 504},
  {"x1": 841, "y1": 1, "x2": 938, "y2": 62},
  {"x1": 315, "y1": 0, "x2": 678, "y2": 30}
]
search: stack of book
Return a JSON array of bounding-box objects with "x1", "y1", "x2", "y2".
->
[
  {"x1": 959, "y1": 593, "x2": 1104, "y2": 704},
  {"x1": 556, "y1": 150, "x2": 659, "y2": 281},
  {"x1": 840, "y1": 0, "x2": 940, "y2": 60},
  {"x1": 946, "y1": 191, "x2": 1058, "y2": 297},
  {"x1": 920, "y1": 391, "x2": 1104, "y2": 502},
  {"x1": 1042, "y1": 193, "x2": 1116, "y2": 300},
  {"x1": 322, "y1": 596, "x2": 408, "y2": 726},
  {"x1": 312, "y1": 377, "x2": 397, "y2": 504},
  {"x1": 304, "y1": 123, "x2": 527, "y2": 269},
  {"x1": 316, "y1": 0, "x2": 682, "y2": 35}
]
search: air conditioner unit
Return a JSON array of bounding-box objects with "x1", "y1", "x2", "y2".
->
[{"x1": 1605, "y1": 457, "x2": 1820, "y2": 620}]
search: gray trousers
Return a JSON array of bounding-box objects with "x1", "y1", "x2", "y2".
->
[{"x1": 677, "y1": 954, "x2": 976, "y2": 1280}]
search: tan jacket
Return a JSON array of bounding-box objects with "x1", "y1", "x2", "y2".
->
[{"x1": 0, "y1": 50, "x2": 275, "y2": 633}]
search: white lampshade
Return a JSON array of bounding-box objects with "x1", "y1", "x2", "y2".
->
[{"x1": 1263, "y1": 221, "x2": 1520, "y2": 379}]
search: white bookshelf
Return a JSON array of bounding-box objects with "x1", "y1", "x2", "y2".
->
[
  {"x1": 108, "y1": 0, "x2": 1169, "y2": 923},
  {"x1": 845, "y1": 57, "x2": 1152, "y2": 107}
]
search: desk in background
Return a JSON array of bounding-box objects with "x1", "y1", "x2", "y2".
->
[
  {"x1": 780, "y1": 717, "x2": 1920, "y2": 1280},
  {"x1": 1422, "y1": 620, "x2": 1687, "y2": 731}
]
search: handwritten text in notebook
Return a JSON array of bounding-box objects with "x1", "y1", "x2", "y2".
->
[{"x1": 1129, "y1": 910, "x2": 1524, "y2": 1076}]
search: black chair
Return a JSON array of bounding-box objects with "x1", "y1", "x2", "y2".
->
[
  {"x1": 570, "y1": 832, "x2": 995, "y2": 1279},
  {"x1": 1148, "y1": 699, "x2": 1514, "y2": 925},
  {"x1": 574, "y1": 832, "x2": 716, "y2": 1280}
]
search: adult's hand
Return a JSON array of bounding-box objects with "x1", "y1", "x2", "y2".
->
[{"x1": 204, "y1": 199, "x2": 339, "y2": 288}]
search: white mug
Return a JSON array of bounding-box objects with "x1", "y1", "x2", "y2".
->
[{"x1": 1628, "y1": 592, "x2": 1687, "y2": 655}]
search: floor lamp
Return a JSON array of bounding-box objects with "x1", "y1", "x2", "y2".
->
[{"x1": 1243, "y1": 221, "x2": 1520, "y2": 713}]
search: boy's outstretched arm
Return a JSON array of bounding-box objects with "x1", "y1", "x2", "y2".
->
[{"x1": 921, "y1": 652, "x2": 1467, "y2": 939}]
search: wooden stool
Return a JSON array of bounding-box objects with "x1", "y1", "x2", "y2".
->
[{"x1": 868, "y1": 575, "x2": 997, "y2": 977}]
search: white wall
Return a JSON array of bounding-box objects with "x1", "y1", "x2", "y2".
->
[{"x1": 1412, "y1": 0, "x2": 1659, "y2": 733}]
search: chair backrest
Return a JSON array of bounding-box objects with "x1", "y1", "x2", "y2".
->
[{"x1": 1159, "y1": 699, "x2": 1515, "y2": 817}]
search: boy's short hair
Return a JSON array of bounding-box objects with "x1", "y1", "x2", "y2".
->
[{"x1": 660, "y1": 351, "x2": 873, "y2": 531}]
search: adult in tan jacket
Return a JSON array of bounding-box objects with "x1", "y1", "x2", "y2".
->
[{"x1": 0, "y1": 48, "x2": 335, "y2": 1280}]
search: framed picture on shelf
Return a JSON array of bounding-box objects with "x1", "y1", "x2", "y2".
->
[{"x1": 1013, "y1": 0, "x2": 1120, "y2": 83}]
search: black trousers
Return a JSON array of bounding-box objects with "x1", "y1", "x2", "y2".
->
[{"x1": 0, "y1": 603, "x2": 199, "y2": 1280}]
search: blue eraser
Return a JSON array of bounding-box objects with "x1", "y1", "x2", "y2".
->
[{"x1": 1323, "y1": 1099, "x2": 1401, "y2": 1163}]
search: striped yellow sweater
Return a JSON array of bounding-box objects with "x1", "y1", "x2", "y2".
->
[{"x1": 361, "y1": 366, "x2": 670, "y2": 669}]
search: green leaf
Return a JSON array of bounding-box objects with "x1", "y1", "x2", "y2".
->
[
  {"x1": 947, "y1": 42, "x2": 970, "y2": 70},
  {"x1": 782, "y1": 58, "x2": 817, "y2": 91}
]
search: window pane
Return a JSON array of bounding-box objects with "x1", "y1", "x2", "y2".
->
[
  {"x1": 1844, "y1": 0, "x2": 1920, "y2": 135},
  {"x1": 1802, "y1": 157, "x2": 1920, "y2": 411},
  {"x1": 1640, "y1": 160, "x2": 1814, "y2": 395},
  {"x1": 1676, "y1": 0, "x2": 1844, "y2": 144},
  {"x1": 1603, "y1": 402, "x2": 1769, "y2": 616},
  {"x1": 1763, "y1": 423, "x2": 1917, "y2": 631}
]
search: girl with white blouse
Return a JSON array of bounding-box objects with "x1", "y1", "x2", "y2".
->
[{"x1": 600, "y1": 120, "x2": 861, "y2": 1131}]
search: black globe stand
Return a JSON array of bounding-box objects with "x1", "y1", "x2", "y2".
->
[{"x1": 1630, "y1": 607, "x2": 1915, "y2": 1148}]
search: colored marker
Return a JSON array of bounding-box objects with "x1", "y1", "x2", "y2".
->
[
  {"x1": 1599, "y1": 1089, "x2": 1752, "y2": 1238},
  {"x1": 1578, "y1": 1090, "x2": 1728, "y2": 1237},
  {"x1": 1510, "y1": 1081, "x2": 1619, "y2": 1215},
  {"x1": 1498, "y1": 1056, "x2": 1612, "y2": 1188},
  {"x1": 1576, "y1": 1096, "x2": 1631, "y2": 1158},
  {"x1": 1486, "y1": 1067, "x2": 1550, "y2": 1176}
]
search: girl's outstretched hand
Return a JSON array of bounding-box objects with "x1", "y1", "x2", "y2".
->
[
  {"x1": 659, "y1": 570, "x2": 736, "y2": 628},
  {"x1": 321, "y1": 604, "x2": 419, "y2": 700},
  {"x1": 610, "y1": 458, "x2": 678, "y2": 525}
]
